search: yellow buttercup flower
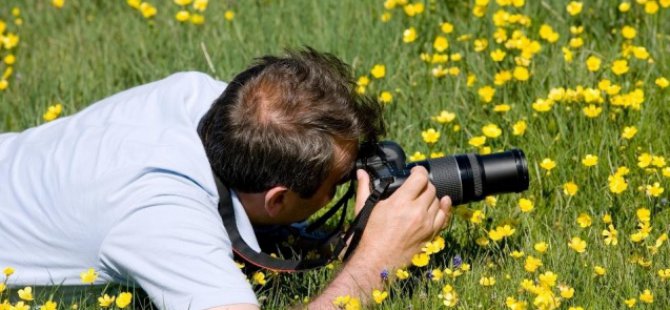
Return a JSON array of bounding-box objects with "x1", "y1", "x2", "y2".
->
[
  {"x1": 655, "y1": 77, "x2": 669, "y2": 88},
  {"x1": 39, "y1": 301, "x2": 57, "y2": 310},
  {"x1": 581, "y1": 154, "x2": 598, "y2": 167},
  {"x1": 80, "y1": 268, "x2": 98, "y2": 284},
  {"x1": 611, "y1": 60, "x2": 629, "y2": 75},
  {"x1": 378, "y1": 91, "x2": 393, "y2": 104},
  {"x1": 175, "y1": 10, "x2": 190, "y2": 22},
  {"x1": 139, "y1": 2, "x2": 157, "y2": 18},
  {"x1": 621, "y1": 26, "x2": 637, "y2": 39},
  {"x1": 441, "y1": 22, "x2": 454, "y2": 33},
  {"x1": 594, "y1": 265, "x2": 606, "y2": 276},
  {"x1": 468, "y1": 136, "x2": 486, "y2": 147},
  {"x1": 622, "y1": 126, "x2": 637, "y2": 139},
  {"x1": 566, "y1": 1, "x2": 583, "y2": 15},
  {"x1": 534, "y1": 242, "x2": 548, "y2": 253},
  {"x1": 396, "y1": 268, "x2": 409, "y2": 280},
  {"x1": 479, "y1": 276, "x2": 496, "y2": 286},
  {"x1": 639, "y1": 289, "x2": 653, "y2": 303},
  {"x1": 18, "y1": 287, "x2": 34, "y2": 301},
  {"x1": 116, "y1": 292, "x2": 133, "y2": 309},
  {"x1": 524, "y1": 255, "x2": 542, "y2": 272},
  {"x1": 3, "y1": 267, "x2": 14, "y2": 277},
  {"x1": 52, "y1": 0, "x2": 65, "y2": 8},
  {"x1": 403, "y1": 27, "x2": 417, "y2": 43},
  {"x1": 586, "y1": 56, "x2": 601, "y2": 71},
  {"x1": 434, "y1": 110, "x2": 456, "y2": 123},
  {"x1": 433, "y1": 36, "x2": 449, "y2": 52},
  {"x1": 540, "y1": 158, "x2": 556, "y2": 171},
  {"x1": 252, "y1": 271, "x2": 267, "y2": 285},
  {"x1": 372, "y1": 290, "x2": 388, "y2": 304},
  {"x1": 513, "y1": 66, "x2": 529, "y2": 81},
  {"x1": 490, "y1": 49, "x2": 506, "y2": 61},
  {"x1": 193, "y1": 0, "x2": 208, "y2": 12},
  {"x1": 576, "y1": 213, "x2": 591, "y2": 228},
  {"x1": 421, "y1": 128, "x2": 440, "y2": 144},
  {"x1": 478, "y1": 85, "x2": 495, "y2": 103},
  {"x1": 412, "y1": 252, "x2": 430, "y2": 267},
  {"x1": 98, "y1": 294, "x2": 116, "y2": 308},
  {"x1": 568, "y1": 237, "x2": 587, "y2": 253},
  {"x1": 482, "y1": 123, "x2": 502, "y2": 138},
  {"x1": 370, "y1": 64, "x2": 386, "y2": 79},
  {"x1": 518, "y1": 198, "x2": 534, "y2": 212},
  {"x1": 224, "y1": 10, "x2": 235, "y2": 21},
  {"x1": 174, "y1": 0, "x2": 193, "y2": 5}
]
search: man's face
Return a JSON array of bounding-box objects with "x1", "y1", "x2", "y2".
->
[{"x1": 273, "y1": 141, "x2": 356, "y2": 224}]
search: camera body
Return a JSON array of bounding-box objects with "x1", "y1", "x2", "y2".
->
[{"x1": 356, "y1": 141, "x2": 529, "y2": 205}]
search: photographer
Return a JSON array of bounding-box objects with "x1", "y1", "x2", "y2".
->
[{"x1": 0, "y1": 48, "x2": 452, "y2": 309}]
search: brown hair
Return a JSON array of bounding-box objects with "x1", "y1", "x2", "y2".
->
[{"x1": 199, "y1": 48, "x2": 385, "y2": 197}]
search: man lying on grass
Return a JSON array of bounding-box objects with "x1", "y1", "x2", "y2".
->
[{"x1": 0, "y1": 48, "x2": 452, "y2": 309}]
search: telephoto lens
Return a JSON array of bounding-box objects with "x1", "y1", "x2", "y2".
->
[
  {"x1": 358, "y1": 141, "x2": 530, "y2": 206},
  {"x1": 410, "y1": 149, "x2": 529, "y2": 205}
]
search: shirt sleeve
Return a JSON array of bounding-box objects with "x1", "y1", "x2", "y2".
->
[{"x1": 98, "y1": 186, "x2": 258, "y2": 310}]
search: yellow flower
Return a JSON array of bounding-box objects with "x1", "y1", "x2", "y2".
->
[
  {"x1": 538, "y1": 271, "x2": 557, "y2": 287},
  {"x1": 576, "y1": 213, "x2": 591, "y2": 228},
  {"x1": 0, "y1": 283, "x2": 5, "y2": 293},
  {"x1": 624, "y1": 298, "x2": 636, "y2": 308},
  {"x1": 412, "y1": 253, "x2": 430, "y2": 267},
  {"x1": 468, "y1": 136, "x2": 486, "y2": 147},
  {"x1": 621, "y1": 26, "x2": 637, "y2": 39},
  {"x1": 252, "y1": 271, "x2": 267, "y2": 285},
  {"x1": 378, "y1": 91, "x2": 393, "y2": 104},
  {"x1": 645, "y1": 182, "x2": 664, "y2": 197},
  {"x1": 193, "y1": 0, "x2": 208, "y2": 11},
  {"x1": 396, "y1": 268, "x2": 409, "y2": 280},
  {"x1": 98, "y1": 295, "x2": 116, "y2": 308},
  {"x1": 490, "y1": 49, "x2": 506, "y2": 61},
  {"x1": 568, "y1": 237, "x2": 587, "y2": 253},
  {"x1": 619, "y1": 2, "x2": 632, "y2": 12},
  {"x1": 3, "y1": 267, "x2": 14, "y2": 277},
  {"x1": 0, "y1": 79, "x2": 8, "y2": 91},
  {"x1": 639, "y1": 289, "x2": 653, "y2": 303},
  {"x1": 559, "y1": 285, "x2": 575, "y2": 299},
  {"x1": 116, "y1": 292, "x2": 133, "y2": 309},
  {"x1": 441, "y1": 284, "x2": 459, "y2": 307},
  {"x1": 370, "y1": 64, "x2": 386, "y2": 79},
  {"x1": 510, "y1": 250, "x2": 525, "y2": 258},
  {"x1": 52, "y1": 0, "x2": 65, "y2": 8},
  {"x1": 174, "y1": 0, "x2": 193, "y2": 5},
  {"x1": 409, "y1": 151, "x2": 426, "y2": 162},
  {"x1": 380, "y1": 12, "x2": 391, "y2": 22},
  {"x1": 482, "y1": 123, "x2": 502, "y2": 138},
  {"x1": 478, "y1": 85, "x2": 495, "y2": 103},
  {"x1": 622, "y1": 126, "x2": 637, "y2": 139},
  {"x1": 39, "y1": 301, "x2": 57, "y2": 310},
  {"x1": 466, "y1": 209, "x2": 483, "y2": 224},
  {"x1": 563, "y1": 47, "x2": 574, "y2": 63},
  {"x1": 439, "y1": 22, "x2": 454, "y2": 34},
  {"x1": 524, "y1": 255, "x2": 542, "y2": 272},
  {"x1": 11, "y1": 302, "x2": 29, "y2": 310},
  {"x1": 434, "y1": 110, "x2": 456, "y2": 123},
  {"x1": 403, "y1": 27, "x2": 417, "y2": 43},
  {"x1": 80, "y1": 268, "x2": 98, "y2": 284},
  {"x1": 594, "y1": 265, "x2": 606, "y2": 276},
  {"x1": 569, "y1": 37, "x2": 584, "y2": 48},
  {"x1": 658, "y1": 269, "x2": 670, "y2": 281},
  {"x1": 581, "y1": 154, "x2": 598, "y2": 167},
  {"x1": 518, "y1": 198, "x2": 534, "y2": 212},
  {"x1": 582, "y1": 104, "x2": 602, "y2": 118},
  {"x1": 534, "y1": 242, "x2": 548, "y2": 253},
  {"x1": 602, "y1": 224, "x2": 618, "y2": 246},
  {"x1": 333, "y1": 295, "x2": 361, "y2": 310},
  {"x1": 43, "y1": 103, "x2": 64, "y2": 122},
  {"x1": 655, "y1": 77, "x2": 669, "y2": 88},
  {"x1": 645, "y1": 1, "x2": 659, "y2": 13},
  {"x1": 513, "y1": 66, "x2": 530, "y2": 81},
  {"x1": 372, "y1": 290, "x2": 388, "y2": 304},
  {"x1": 224, "y1": 10, "x2": 235, "y2": 21},
  {"x1": 175, "y1": 10, "x2": 190, "y2": 22},
  {"x1": 433, "y1": 36, "x2": 449, "y2": 52},
  {"x1": 539, "y1": 24, "x2": 559, "y2": 43},
  {"x1": 511, "y1": 120, "x2": 527, "y2": 136},
  {"x1": 493, "y1": 103, "x2": 511, "y2": 113},
  {"x1": 540, "y1": 158, "x2": 556, "y2": 171},
  {"x1": 421, "y1": 128, "x2": 440, "y2": 144},
  {"x1": 474, "y1": 38, "x2": 488, "y2": 52},
  {"x1": 127, "y1": 0, "x2": 142, "y2": 8},
  {"x1": 18, "y1": 287, "x2": 34, "y2": 301},
  {"x1": 585, "y1": 56, "x2": 601, "y2": 71},
  {"x1": 563, "y1": 182, "x2": 579, "y2": 196},
  {"x1": 636, "y1": 208, "x2": 650, "y2": 222},
  {"x1": 139, "y1": 2, "x2": 157, "y2": 19},
  {"x1": 566, "y1": 1, "x2": 583, "y2": 15},
  {"x1": 479, "y1": 276, "x2": 496, "y2": 286},
  {"x1": 611, "y1": 60, "x2": 629, "y2": 75}
]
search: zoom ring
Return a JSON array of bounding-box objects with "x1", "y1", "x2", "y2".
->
[
  {"x1": 427, "y1": 156, "x2": 463, "y2": 204},
  {"x1": 467, "y1": 153, "x2": 484, "y2": 198}
]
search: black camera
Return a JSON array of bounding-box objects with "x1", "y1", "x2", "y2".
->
[{"x1": 356, "y1": 141, "x2": 529, "y2": 205}]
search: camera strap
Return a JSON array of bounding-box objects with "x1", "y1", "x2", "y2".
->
[{"x1": 215, "y1": 173, "x2": 392, "y2": 272}]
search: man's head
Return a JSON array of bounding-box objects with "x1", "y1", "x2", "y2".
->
[{"x1": 199, "y1": 48, "x2": 384, "y2": 223}]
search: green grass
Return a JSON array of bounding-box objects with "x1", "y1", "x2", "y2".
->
[{"x1": 1, "y1": 0, "x2": 670, "y2": 309}]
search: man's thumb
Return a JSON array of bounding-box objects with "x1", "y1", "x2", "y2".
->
[{"x1": 354, "y1": 169, "x2": 371, "y2": 215}]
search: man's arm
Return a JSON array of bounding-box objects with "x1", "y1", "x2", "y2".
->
[{"x1": 308, "y1": 167, "x2": 452, "y2": 308}]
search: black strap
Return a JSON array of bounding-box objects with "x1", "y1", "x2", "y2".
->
[{"x1": 216, "y1": 176, "x2": 331, "y2": 272}]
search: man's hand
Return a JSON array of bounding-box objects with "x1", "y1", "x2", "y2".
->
[{"x1": 308, "y1": 166, "x2": 452, "y2": 309}]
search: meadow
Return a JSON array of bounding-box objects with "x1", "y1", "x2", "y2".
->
[{"x1": 1, "y1": 0, "x2": 669, "y2": 309}]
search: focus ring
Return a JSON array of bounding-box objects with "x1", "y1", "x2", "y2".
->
[
  {"x1": 468, "y1": 153, "x2": 484, "y2": 198},
  {"x1": 427, "y1": 156, "x2": 462, "y2": 204}
]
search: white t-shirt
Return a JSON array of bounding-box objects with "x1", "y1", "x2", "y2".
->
[{"x1": 0, "y1": 72, "x2": 262, "y2": 309}]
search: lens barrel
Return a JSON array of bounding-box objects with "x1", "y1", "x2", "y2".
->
[{"x1": 412, "y1": 149, "x2": 529, "y2": 205}]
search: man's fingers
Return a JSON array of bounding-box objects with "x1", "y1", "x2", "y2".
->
[
  {"x1": 433, "y1": 196, "x2": 453, "y2": 231},
  {"x1": 393, "y1": 166, "x2": 430, "y2": 199},
  {"x1": 354, "y1": 169, "x2": 371, "y2": 215}
]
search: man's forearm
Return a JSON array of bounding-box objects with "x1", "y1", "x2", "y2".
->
[{"x1": 307, "y1": 245, "x2": 388, "y2": 309}]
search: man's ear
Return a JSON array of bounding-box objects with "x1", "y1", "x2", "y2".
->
[{"x1": 264, "y1": 186, "x2": 289, "y2": 218}]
